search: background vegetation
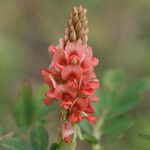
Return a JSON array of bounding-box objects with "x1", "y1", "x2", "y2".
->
[{"x1": 0, "y1": 0, "x2": 150, "y2": 149}]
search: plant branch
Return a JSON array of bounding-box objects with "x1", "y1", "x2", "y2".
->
[{"x1": 0, "y1": 132, "x2": 14, "y2": 141}]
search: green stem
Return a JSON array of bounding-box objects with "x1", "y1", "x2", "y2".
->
[
  {"x1": 56, "y1": 129, "x2": 66, "y2": 150},
  {"x1": 92, "y1": 109, "x2": 107, "y2": 150},
  {"x1": 70, "y1": 124, "x2": 77, "y2": 150}
]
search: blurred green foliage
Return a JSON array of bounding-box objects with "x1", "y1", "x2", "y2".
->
[
  {"x1": 0, "y1": 137, "x2": 33, "y2": 150},
  {"x1": 30, "y1": 126, "x2": 49, "y2": 150},
  {"x1": 79, "y1": 70, "x2": 150, "y2": 148},
  {"x1": 0, "y1": 125, "x2": 50, "y2": 150},
  {"x1": 13, "y1": 81, "x2": 57, "y2": 128},
  {"x1": 13, "y1": 80, "x2": 35, "y2": 127}
]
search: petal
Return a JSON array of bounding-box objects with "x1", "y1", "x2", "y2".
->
[
  {"x1": 86, "y1": 115, "x2": 96, "y2": 124},
  {"x1": 41, "y1": 69, "x2": 51, "y2": 85},
  {"x1": 53, "y1": 49, "x2": 68, "y2": 66},
  {"x1": 92, "y1": 57, "x2": 99, "y2": 66},
  {"x1": 85, "y1": 103, "x2": 95, "y2": 114},
  {"x1": 55, "y1": 85, "x2": 77, "y2": 102},
  {"x1": 65, "y1": 42, "x2": 85, "y2": 58},
  {"x1": 43, "y1": 98, "x2": 53, "y2": 105},
  {"x1": 61, "y1": 65, "x2": 82, "y2": 80},
  {"x1": 59, "y1": 101, "x2": 71, "y2": 109},
  {"x1": 81, "y1": 88, "x2": 94, "y2": 96},
  {"x1": 61, "y1": 122, "x2": 75, "y2": 138},
  {"x1": 64, "y1": 136, "x2": 71, "y2": 143},
  {"x1": 48, "y1": 45, "x2": 58, "y2": 54},
  {"x1": 69, "y1": 112, "x2": 78, "y2": 123},
  {"x1": 69, "y1": 111, "x2": 82, "y2": 123},
  {"x1": 89, "y1": 80, "x2": 100, "y2": 89},
  {"x1": 80, "y1": 56, "x2": 92, "y2": 69},
  {"x1": 91, "y1": 70, "x2": 97, "y2": 78},
  {"x1": 75, "y1": 97, "x2": 88, "y2": 111},
  {"x1": 45, "y1": 90, "x2": 56, "y2": 99},
  {"x1": 88, "y1": 95, "x2": 99, "y2": 102},
  {"x1": 85, "y1": 46, "x2": 93, "y2": 57}
]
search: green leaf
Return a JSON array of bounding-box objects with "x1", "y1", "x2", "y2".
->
[
  {"x1": 30, "y1": 126, "x2": 49, "y2": 150},
  {"x1": 79, "y1": 120, "x2": 99, "y2": 145},
  {"x1": 93, "y1": 70, "x2": 150, "y2": 145},
  {"x1": 102, "y1": 115, "x2": 133, "y2": 144},
  {"x1": 95, "y1": 70, "x2": 125, "y2": 116},
  {"x1": 84, "y1": 134, "x2": 99, "y2": 144},
  {"x1": 102, "y1": 70, "x2": 124, "y2": 90},
  {"x1": 13, "y1": 80, "x2": 35, "y2": 127},
  {"x1": 33, "y1": 84, "x2": 57, "y2": 123},
  {"x1": 49, "y1": 143, "x2": 58, "y2": 150},
  {"x1": 79, "y1": 120, "x2": 92, "y2": 134},
  {"x1": 102, "y1": 115, "x2": 133, "y2": 134},
  {"x1": 0, "y1": 137, "x2": 33, "y2": 150},
  {"x1": 107, "y1": 77, "x2": 150, "y2": 119},
  {"x1": 49, "y1": 143, "x2": 66, "y2": 150},
  {"x1": 94, "y1": 70, "x2": 150, "y2": 145}
]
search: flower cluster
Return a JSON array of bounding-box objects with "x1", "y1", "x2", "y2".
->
[
  {"x1": 41, "y1": 39, "x2": 99, "y2": 142},
  {"x1": 61, "y1": 122, "x2": 75, "y2": 143}
]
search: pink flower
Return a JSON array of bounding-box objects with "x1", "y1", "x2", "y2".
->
[
  {"x1": 69, "y1": 97, "x2": 96, "y2": 123},
  {"x1": 69, "y1": 110, "x2": 83, "y2": 123},
  {"x1": 69, "y1": 97, "x2": 88, "y2": 123},
  {"x1": 41, "y1": 41, "x2": 100, "y2": 124},
  {"x1": 61, "y1": 65, "x2": 82, "y2": 80},
  {"x1": 80, "y1": 79, "x2": 100, "y2": 96},
  {"x1": 55, "y1": 85, "x2": 77, "y2": 109},
  {"x1": 53, "y1": 49, "x2": 68, "y2": 68},
  {"x1": 61, "y1": 122, "x2": 75, "y2": 143}
]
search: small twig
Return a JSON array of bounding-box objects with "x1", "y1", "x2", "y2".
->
[{"x1": 0, "y1": 132, "x2": 14, "y2": 141}]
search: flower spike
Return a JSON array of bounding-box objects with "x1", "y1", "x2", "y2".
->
[{"x1": 41, "y1": 6, "x2": 100, "y2": 144}]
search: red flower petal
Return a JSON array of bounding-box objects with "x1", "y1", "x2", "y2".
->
[
  {"x1": 53, "y1": 49, "x2": 68, "y2": 66},
  {"x1": 85, "y1": 103, "x2": 95, "y2": 114},
  {"x1": 45, "y1": 90, "x2": 56, "y2": 99},
  {"x1": 69, "y1": 111, "x2": 82, "y2": 123},
  {"x1": 64, "y1": 136, "x2": 71, "y2": 143},
  {"x1": 92, "y1": 57, "x2": 99, "y2": 66},
  {"x1": 88, "y1": 95, "x2": 99, "y2": 102},
  {"x1": 86, "y1": 115, "x2": 96, "y2": 124},
  {"x1": 61, "y1": 122, "x2": 75, "y2": 143},
  {"x1": 89, "y1": 80, "x2": 100, "y2": 89},
  {"x1": 65, "y1": 42, "x2": 85, "y2": 58},
  {"x1": 61, "y1": 65, "x2": 82, "y2": 80},
  {"x1": 43, "y1": 98, "x2": 53, "y2": 105},
  {"x1": 41, "y1": 69, "x2": 52, "y2": 85},
  {"x1": 75, "y1": 97, "x2": 88, "y2": 111},
  {"x1": 48, "y1": 45, "x2": 58, "y2": 54},
  {"x1": 85, "y1": 46, "x2": 93, "y2": 57},
  {"x1": 56, "y1": 85, "x2": 77, "y2": 100}
]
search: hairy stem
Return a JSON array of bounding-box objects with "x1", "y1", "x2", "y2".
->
[
  {"x1": 57, "y1": 132, "x2": 66, "y2": 150},
  {"x1": 70, "y1": 124, "x2": 77, "y2": 150},
  {"x1": 92, "y1": 109, "x2": 107, "y2": 150}
]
